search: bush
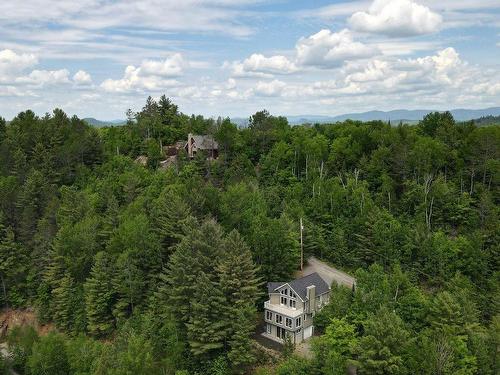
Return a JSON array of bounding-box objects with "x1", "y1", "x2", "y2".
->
[{"x1": 27, "y1": 332, "x2": 70, "y2": 375}]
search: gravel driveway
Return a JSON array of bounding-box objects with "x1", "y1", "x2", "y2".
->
[{"x1": 302, "y1": 256, "x2": 356, "y2": 289}]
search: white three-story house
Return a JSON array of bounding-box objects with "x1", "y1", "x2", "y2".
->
[{"x1": 263, "y1": 272, "x2": 330, "y2": 344}]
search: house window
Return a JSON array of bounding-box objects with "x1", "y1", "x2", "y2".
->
[
  {"x1": 296, "y1": 317, "x2": 302, "y2": 327},
  {"x1": 290, "y1": 299, "x2": 296, "y2": 309},
  {"x1": 304, "y1": 314, "x2": 307, "y2": 321},
  {"x1": 285, "y1": 318, "x2": 292, "y2": 328},
  {"x1": 277, "y1": 327, "x2": 286, "y2": 339},
  {"x1": 266, "y1": 311, "x2": 272, "y2": 320},
  {"x1": 280, "y1": 288, "x2": 288, "y2": 295},
  {"x1": 276, "y1": 314, "x2": 283, "y2": 324},
  {"x1": 280, "y1": 296, "x2": 287, "y2": 306},
  {"x1": 266, "y1": 324, "x2": 271, "y2": 334}
]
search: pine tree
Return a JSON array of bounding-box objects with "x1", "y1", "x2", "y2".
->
[
  {"x1": 51, "y1": 272, "x2": 77, "y2": 332},
  {"x1": 151, "y1": 188, "x2": 192, "y2": 253},
  {"x1": 112, "y1": 250, "x2": 144, "y2": 323},
  {"x1": 355, "y1": 307, "x2": 409, "y2": 375},
  {"x1": 186, "y1": 271, "x2": 227, "y2": 357},
  {"x1": 216, "y1": 231, "x2": 261, "y2": 369},
  {"x1": 0, "y1": 218, "x2": 27, "y2": 307},
  {"x1": 84, "y1": 251, "x2": 116, "y2": 337},
  {"x1": 162, "y1": 219, "x2": 224, "y2": 323},
  {"x1": 227, "y1": 306, "x2": 256, "y2": 371}
]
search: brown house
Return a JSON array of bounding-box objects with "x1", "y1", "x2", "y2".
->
[{"x1": 185, "y1": 133, "x2": 219, "y2": 159}]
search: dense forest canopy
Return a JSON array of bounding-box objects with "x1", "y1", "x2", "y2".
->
[{"x1": 0, "y1": 96, "x2": 498, "y2": 375}]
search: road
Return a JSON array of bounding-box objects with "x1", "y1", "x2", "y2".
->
[{"x1": 302, "y1": 256, "x2": 356, "y2": 289}]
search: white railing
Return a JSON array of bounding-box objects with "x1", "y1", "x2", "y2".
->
[{"x1": 264, "y1": 300, "x2": 303, "y2": 318}]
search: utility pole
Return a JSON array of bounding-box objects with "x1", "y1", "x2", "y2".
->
[{"x1": 300, "y1": 217, "x2": 304, "y2": 271}]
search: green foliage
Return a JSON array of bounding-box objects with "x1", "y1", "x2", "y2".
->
[
  {"x1": 7, "y1": 325, "x2": 39, "y2": 372},
  {"x1": 313, "y1": 318, "x2": 357, "y2": 374},
  {"x1": 27, "y1": 332, "x2": 70, "y2": 375},
  {"x1": 84, "y1": 251, "x2": 116, "y2": 337},
  {"x1": 355, "y1": 307, "x2": 409, "y2": 375},
  {"x1": 275, "y1": 356, "x2": 315, "y2": 375},
  {"x1": 0, "y1": 100, "x2": 498, "y2": 374}
]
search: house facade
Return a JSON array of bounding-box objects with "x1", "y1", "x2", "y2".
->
[
  {"x1": 263, "y1": 272, "x2": 330, "y2": 344},
  {"x1": 185, "y1": 133, "x2": 219, "y2": 159}
]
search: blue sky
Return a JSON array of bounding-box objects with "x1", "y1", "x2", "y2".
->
[{"x1": 0, "y1": 0, "x2": 499, "y2": 120}]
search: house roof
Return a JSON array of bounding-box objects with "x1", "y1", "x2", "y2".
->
[
  {"x1": 267, "y1": 272, "x2": 330, "y2": 301},
  {"x1": 191, "y1": 135, "x2": 218, "y2": 150}
]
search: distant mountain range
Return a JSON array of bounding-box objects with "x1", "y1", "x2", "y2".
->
[
  {"x1": 234, "y1": 107, "x2": 500, "y2": 126},
  {"x1": 84, "y1": 107, "x2": 500, "y2": 128},
  {"x1": 284, "y1": 107, "x2": 500, "y2": 125},
  {"x1": 82, "y1": 118, "x2": 126, "y2": 127}
]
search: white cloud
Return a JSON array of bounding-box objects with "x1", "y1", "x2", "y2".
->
[
  {"x1": 254, "y1": 79, "x2": 286, "y2": 96},
  {"x1": 349, "y1": 0, "x2": 442, "y2": 36},
  {"x1": 0, "y1": 1, "x2": 259, "y2": 37},
  {"x1": 296, "y1": 29, "x2": 378, "y2": 68},
  {"x1": 139, "y1": 53, "x2": 186, "y2": 77},
  {"x1": 240, "y1": 53, "x2": 298, "y2": 75},
  {"x1": 73, "y1": 70, "x2": 92, "y2": 85},
  {"x1": 0, "y1": 85, "x2": 35, "y2": 97},
  {"x1": 315, "y1": 47, "x2": 471, "y2": 97},
  {"x1": 16, "y1": 69, "x2": 71, "y2": 87},
  {"x1": 101, "y1": 54, "x2": 187, "y2": 93},
  {"x1": 471, "y1": 82, "x2": 500, "y2": 96},
  {"x1": 0, "y1": 49, "x2": 38, "y2": 80}
]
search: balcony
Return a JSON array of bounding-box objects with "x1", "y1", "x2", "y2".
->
[{"x1": 264, "y1": 300, "x2": 303, "y2": 318}]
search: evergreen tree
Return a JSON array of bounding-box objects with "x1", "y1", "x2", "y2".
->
[
  {"x1": 355, "y1": 307, "x2": 409, "y2": 375},
  {"x1": 186, "y1": 271, "x2": 227, "y2": 357},
  {"x1": 162, "y1": 219, "x2": 224, "y2": 323},
  {"x1": 217, "y1": 231, "x2": 261, "y2": 369},
  {"x1": 84, "y1": 251, "x2": 116, "y2": 337}
]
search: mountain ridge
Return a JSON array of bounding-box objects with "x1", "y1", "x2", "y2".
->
[{"x1": 84, "y1": 107, "x2": 500, "y2": 127}]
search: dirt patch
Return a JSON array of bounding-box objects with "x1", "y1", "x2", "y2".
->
[{"x1": 0, "y1": 308, "x2": 54, "y2": 340}]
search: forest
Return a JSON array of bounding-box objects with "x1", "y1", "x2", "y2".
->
[{"x1": 0, "y1": 96, "x2": 498, "y2": 375}]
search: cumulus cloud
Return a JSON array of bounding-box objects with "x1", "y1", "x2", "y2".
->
[
  {"x1": 472, "y1": 82, "x2": 500, "y2": 96},
  {"x1": 16, "y1": 69, "x2": 71, "y2": 87},
  {"x1": 73, "y1": 70, "x2": 92, "y2": 85},
  {"x1": 349, "y1": 0, "x2": 442, "y2": 36},
  {"x1": 254, "y1": 79, "x2": 286, "y2": 96},
  {"x1": 101, "y1": 54, "x2": 186, "y2": 93},
  {"x1": 0, "y1": 49, "x2": 38, "y2": 81},
  {"x1": 296, "y1": 29, "x2": 378, "y2": 68},
  {"x1": 238, "y1": 54, "x2": 298, "y2": 75},
  {"x1": 0, "y1": 85, "x2": 35, "y2": 97},
  {"x1": 313, "y1": 47, "x2": 471, "y2": 98},
  {"x1": 139, "y1": 53, "x2": 186, "y2": 77}
]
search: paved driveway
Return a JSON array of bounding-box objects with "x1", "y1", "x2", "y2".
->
[{"x1": 302, "y1": 256, "x2": 356, "y2": 289}]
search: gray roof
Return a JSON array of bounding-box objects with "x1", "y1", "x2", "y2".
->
[
  {"x1": 267, "y1": 272, "x2": 330, "y2": 300},
  {"x1": 192, "y1": 135, "x2": 218, "y2": 150}
]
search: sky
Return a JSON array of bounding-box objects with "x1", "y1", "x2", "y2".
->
[{"x1": 0, "y1": 0, "x2": 499, "y2": 120}]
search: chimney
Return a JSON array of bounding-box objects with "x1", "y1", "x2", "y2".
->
[
  {"x1": 306, "y1": 285, "x2": 316, "y2": 314},
  {"x1": 187, "y1": 133, "x2": 193, "y2": 157}
]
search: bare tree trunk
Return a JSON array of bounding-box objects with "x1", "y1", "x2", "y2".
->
[
  {"x1": 424, "y1": 174, "x2": 433, "y2": 230},
  {"x1": 338, "y1": 173, "x2": 346, "y2": 189},
  {"x1": 469, "y1": 169, "x2": 475, "y2": 195},
  {"x1": 305, "y1": 155, "x2": 308, "y2": 180},
  {"x1": 1, "y1": 274, "x2": 8, "y2": 309}
]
